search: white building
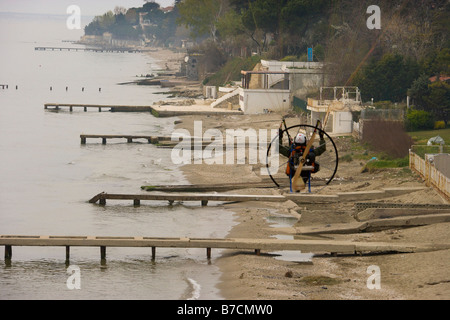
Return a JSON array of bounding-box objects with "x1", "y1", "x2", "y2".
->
[
  {"x1": 239, "y1": 70, "x2": 291, "y2": 114},
  {"x1": 307, "y1": 87, "x2": 362, "y2": 135},
  {"x1": 236, "y1": 60, "x2": 325, "y2": 114}
]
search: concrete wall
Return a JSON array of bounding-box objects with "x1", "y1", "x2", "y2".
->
[
  {"x1": 239, "y1": 88, "x2": 290, "y2": 114},
  {"x1": 290, "y1": 72, "x2": 325, "y2": 100},
  {"x1": 261, "y1": 60, "x2": 323, "y2": 71},
  {"x1": 310, "y1": 110, "x2": 353, "y2": 134},
  {"x1": 433, "y1": 154, "x2": 450, "y2": 178},
  {"x1": 332, "y1": 111, "x2": 353, "y2": 134},
  {"x1": 260, "y1": 60, "x2": 325, "y2": 95}
]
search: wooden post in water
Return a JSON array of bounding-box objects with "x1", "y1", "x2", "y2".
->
[
  {"x1": 5, "y1": 245, "x2": 12, "y2": 260},
  {"x1": 100, "y1": 246, "x2": 106, "y2": 260},
  {"x1": 206, "y1": 248, "x2": 211, "y2": 259},
  {"x1": 66, "y1": 246, "x2": 70, "y2": 262},
  {"x1": 152, "y1": 247, "x2": 156, "y2": 261},
  {"x1": 151, "y1": 137, "x2": 159, "y2": 144}
]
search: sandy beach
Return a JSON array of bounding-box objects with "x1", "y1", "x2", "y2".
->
[
  {"x1": 177, "y1": 114, "x2": 450, "y2": 300},
  {"x1": 147, "y1": 48, "x2": 450, "y2": 300}
]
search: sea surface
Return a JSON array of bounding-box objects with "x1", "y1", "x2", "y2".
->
[{"x1": 0, "y1": 12, "x2": 236, "y2": 300}]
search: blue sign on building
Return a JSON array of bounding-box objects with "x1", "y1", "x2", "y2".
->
[{"x1": 307, "y1": 48, "x2": 313, "y2": 62}]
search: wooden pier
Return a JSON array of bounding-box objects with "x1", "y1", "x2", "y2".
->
[
  {"x1": 44, "y1": 103, "x2": 153, "y2": 113},
  {"x1": 141, "y1": 181, "x2": 281, "y2": 193},
  {"x1": 89, "y1": 187, "x2": 431, "y2": 207},
  {"x1": 44, "y1": 103, "x2": 244, "y2": 117},
  {"x1": 35, "y1": 47, "x2": 145, "y2": 53},
  {"x1": 89, "y1": 192, "x2": 287, "y2": 207},
  {"x1": 1, "y1": 235, "x2": 430, "y2": 262},
  {"x1": 80, "y1": 134, "x2": 173, "y2": 145}
]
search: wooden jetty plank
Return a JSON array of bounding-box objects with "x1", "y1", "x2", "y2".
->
[
  {"x1": 44, "y1": 103, "x2": 153, "y2": 112},
  {"x1": 141, "y1": 181, "x2": 281, "y2": 192},
  {"x1": 80, "y1": 134, "x2": 177, "y2": 145},
  {"x1": 356, "y1": 208, "x2": 450, "y2": 222},
  {"x1": 35, "y1": 47, "x2": 145, "y2": 53},
  {"x1": 44, "y1": 103, "x2": 242, "y2": 117},
  {"x1": 278, "y1": 214, "x2": 450, "y2": 235},
  {"x1": 91, "y1": 189, "x2": 429, "y2": 206},
  {"x1": 286, "y1": 187, "x2": 435, "y2": 205},
  {"x1": 0, "y1": 235, "x2": 431, "y2": 259},
  {"x1": 88, "y1": 192, "x2": 287, "y2": 206},
  {"x1": 355, "y1": 202, "x2": 450, "y2": 212}
]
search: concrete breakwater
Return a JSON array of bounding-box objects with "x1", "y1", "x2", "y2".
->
[{"x1": 44, "y1": 103, "x2": 243, "y2": 117}]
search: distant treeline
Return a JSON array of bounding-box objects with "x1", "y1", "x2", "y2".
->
[
  {"x1": 84, "y1": 1, "x2": 180, "y2": 44},
  {"x1": 84, "y1": 0, "x2": 449, "y2": 126}
]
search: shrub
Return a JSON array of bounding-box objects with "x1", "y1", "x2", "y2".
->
[
  {"x1": 434, "y1": 121, "x2": 446, "y2": 129},
  {"x1": 340, "y1": 154, "x2": 353, "y2": 162},
  {"x1": 405, "y1": 108, "x2": 434, "y2": 131},
  {"x1": 280, "y1": 55, "x2": 299, "y2": 62},
  {"x1": 204, "y1": 55, "x2": 261, "y2": 86}
]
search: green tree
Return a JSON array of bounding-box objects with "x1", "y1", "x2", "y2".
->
[
  {"x1": 408, "y1": 74, "x2": 430, "y2": 108},
  {"x1": 354, "y1": 53, "x2": 419, "y2": 102},
  {"x1": 142, "y1": 1, "x2": 160, "y2": 12},
  {"x1": 421, "y1": 48, "x2": 450, "y2": 76},
  {"x1": 425, "y1": 81, "x2": 450, "y2": 125},
  {"x1": 177, "y1": 0, "x2": 226, "y2": 41},
  {"x1": 405, "y1": 107, "x2": 435, "y2": 131},
  {"x1": 85, "y1": 11, "x2": 116, "y2": 35},
  {"x1": 239, "y1": 0, "x2": 285, "y2": 54},
  {"x1": 216, "y1": 9, "x2": 245, "y2": 39}
]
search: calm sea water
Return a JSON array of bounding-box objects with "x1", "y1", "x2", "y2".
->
[{"x1": 0, "y1": 13, "x2": 236, "y2": 300}]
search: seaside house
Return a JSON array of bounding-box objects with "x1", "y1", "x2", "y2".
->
[
  {"x1": 233, "y1": 60, "x2": 325, "y2": 114},
  {"x1": 307, "y1": 86, "x2": 362, "y2": 135}
]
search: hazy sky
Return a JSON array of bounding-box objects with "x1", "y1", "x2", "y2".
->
[{"x1": 0, "y1": 0, "x2": 175, "y2": 16}]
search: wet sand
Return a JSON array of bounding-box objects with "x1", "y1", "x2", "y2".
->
[
  {"x1": 176, "y1": 113, "x2": 450, "y2": 300},
  {"x1": 147, "y1": 48, "x2": 450, "y2": 300}
]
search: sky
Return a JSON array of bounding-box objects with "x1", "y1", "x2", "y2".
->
[{"x1": 0, "y1": 0, "x2": 175, "y2": 16}]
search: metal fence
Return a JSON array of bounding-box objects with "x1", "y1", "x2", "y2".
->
[
  {"x1": 410, "y1": 145, "x2": 450, "y2": 159},
  {"x1": 361, "y1": 108, "x2": 404, "y2": 121}
]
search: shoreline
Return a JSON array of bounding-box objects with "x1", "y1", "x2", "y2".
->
[
  {"x1": 173, "y1": 113, "x2": 449, "y2": 300},
  {"x1": 145, "y1": 47, "x2": 449, "y2": 300}
]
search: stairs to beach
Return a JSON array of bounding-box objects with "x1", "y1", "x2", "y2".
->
[{"x1": 210, "y1": 88, "x2": 240, "y2": 108}]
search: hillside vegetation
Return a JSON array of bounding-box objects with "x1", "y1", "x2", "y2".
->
[{"x1": 86, "y1": 0, "x2": 449, "y2": 128}]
